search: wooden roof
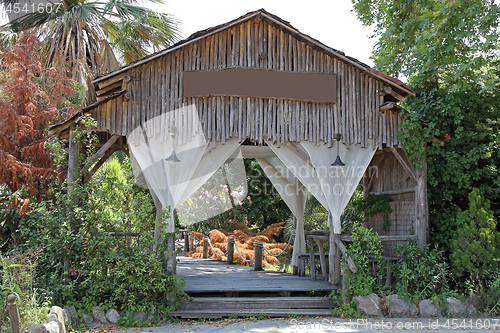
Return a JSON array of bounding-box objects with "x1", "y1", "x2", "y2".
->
[
  {"x1": 93, "y1": 9, "x2": 414, "y2": 97},
  {"x1": 49, "y1": 9, "x2": 414, "y2": 150}
]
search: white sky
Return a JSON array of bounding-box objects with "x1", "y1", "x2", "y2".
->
[{"x1": 154, "y1": 0, "x2": 376, "y2": 67}]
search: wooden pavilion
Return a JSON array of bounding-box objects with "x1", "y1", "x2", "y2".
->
[{"x1": 49, "y1": 9, "x2": 429, "y2": 285}]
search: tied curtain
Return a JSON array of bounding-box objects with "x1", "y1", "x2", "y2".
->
[
  {"x1": 128, "y1": 109, "x2": 244, "y2": 232},
  {"x1": 267, "y1": 139, "x2": 376, "y2": 234},
  {"x1": 256, "y1": 157, "x2": 308, "y2": 267}
]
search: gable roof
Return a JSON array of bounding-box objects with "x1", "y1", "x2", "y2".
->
[{"x1": 93, "y1": 9, "x2": 415, "y2": 97}]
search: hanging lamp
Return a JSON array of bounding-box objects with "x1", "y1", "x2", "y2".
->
[
  {"x1": 331, "y1": 133, "x2": 345, "y2": 167},
  {"x1": 166, "y1": 126, "x2": 181, "y2": 163}
]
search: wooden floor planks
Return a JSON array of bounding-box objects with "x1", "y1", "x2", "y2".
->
[{"x1": 177, "y1": 256, "x2": 336, "y2": 295}]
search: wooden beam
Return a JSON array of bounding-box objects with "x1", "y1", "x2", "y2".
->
[
  {"x1": 380, "y1": 102, "x2": 395, "y2": 112},
  {"x1": 96, "y1": 81, "x2": 122, "y2": 97},
  {"x1": 339, "y1": 234, "x2": 417, "y2": 242},
  {"x1": 370, "y1": 187, "x2": 416, "y2": 196},
  {"x1": 390, "y1": 147, "x2": 417, "y2": 182},
  {"x1": 83, "y1": 148, "x2": 116, "y2": 184},
  {"x1": 365, "y1": 153, "x2": 386, "y2": 194},
  {"x1": 80, "y1": 135, "x2": 120, "y2": 177},
  {"x1": 378, "y1": 86, "x2": 406, "y2": 102},
  {"x1": 333, "y1": 237, "x2": 357, "y2": 273},
  {"x1": 95, "y1": 73, "x2": 126, "y2": 90},
  {"x1": 241, "y1": 145, "x2": 275, "y2": 158}
]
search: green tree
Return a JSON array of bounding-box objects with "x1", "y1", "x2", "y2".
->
[
  {"x1": 1, "y1": 0, "x2": 180, "y2": 100},
  {"x1": 350, "y1": 0, "x2": 500, "y2": 250},
  {"x1": 450, "y1": 188, "x2": 500, "y2": 292}
]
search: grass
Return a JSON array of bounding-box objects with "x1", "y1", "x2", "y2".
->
[{"x1": 263, "y1": 264, "x2": 293, "y2": 273}]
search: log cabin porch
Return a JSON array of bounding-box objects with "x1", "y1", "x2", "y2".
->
[{"x1": 48, "y1": 10, "x2": 432, "y2": 312}]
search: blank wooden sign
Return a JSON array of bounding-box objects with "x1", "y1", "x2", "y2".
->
[{"x1": 184, "y1": 67, "x2": 336, "y2": 103}]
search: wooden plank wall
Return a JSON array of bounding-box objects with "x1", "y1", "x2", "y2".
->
[
  {"x1": 365, "y1": 149, "x2": 417, "y2": 255},
  {"x1": 92, "y1": 17, "x2": 403, "y2": 150}
]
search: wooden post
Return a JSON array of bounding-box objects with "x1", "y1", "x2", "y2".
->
[
  {"x1": 328, "y1": 213, "x2": 341, "y2": 286},
  {"x1": 189, "y1": 232, "x2": 194, "y2": 252},
  {"x1": 202, "y1": 237, "x2": 209, "y2": 259},
  {"x1": 164, "y1": 210, "x2": 176, "y2": 275},
  {"x1": 7, "y1": 294, "x2": 20, "y2": 333},
  {"x1": 184, "y1": 232, "x2": 190, "y2": 252},
  {"x1": 254, "y1": 242, "x2": 263, "y2": 271},
  {"x1": 308, "y1": 236, "x2": 316, "y2": 280},
  {"x1": 415, "y1": 149, "x2": 429, "y2": 245},
  {"x1": 165, "y1": 233, "x2": 176, "y2": 275},
  {"x1": 317, "y1": 239, "x2": 328, "y2": 280},
  {"x1": 227, "y1": 238, "x2": 235, "y2": 264}
]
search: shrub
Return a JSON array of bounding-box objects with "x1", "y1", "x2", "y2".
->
[
  {"x1": 392, "y1": 239, "x2": 451, "y2": 302},
  {"x1": 450, "y1": 188, "x2": 500, "y2": 292}
]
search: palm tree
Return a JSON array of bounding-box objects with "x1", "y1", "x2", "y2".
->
[{"x1": 1, "y1": 0, "x2": 180, "y2": 102}]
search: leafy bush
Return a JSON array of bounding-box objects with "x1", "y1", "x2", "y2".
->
[
  {"x1": 10, "y1": 146, "x2": 187, "y2": 319},
  {"x1": 1, "y1": 250, "x2": 50, "y2": 329},
  {"x1": 450, "y1": 188, "x2": 500, "y2": 292},
  {"x1": 345, "y1": 222, "x2": 386, "y2": 297},
  {"x1": 331, "y1": 222, "x2": 385, "y2": 318},
  {"x1": 392, "y1": 239, "x2": 451, "y2": 302}
]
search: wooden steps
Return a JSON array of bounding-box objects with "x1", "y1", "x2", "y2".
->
[
  {"x1": 169, "y1": 256, "x2": 339, "y2": 319},
  {"x1": 171, "y1": 297, "x2": 334, "y2": 319}
]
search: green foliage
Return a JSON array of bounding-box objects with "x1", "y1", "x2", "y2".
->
[
  {"x1": 351, "y1": 0, "x2": 500, "y2": 254},
  {"x1": 345, "y1": 222, "x2": 386, "y2": 297},
  {"x1": 330, "y1": 223, "x2": 385, "y2": 317},
  {"x1": 473, "y1": 276, "x2": 500, "y2": 315},
  {"x1": 1, "y1": 251, "x2": 50, "y2": 329},
  {"x1": 330, "y1": 291, "x2": 362, "y2": 318},
  {"x1": 392, "y1": 239, "x2": 451, "y2": 302},
  {"x1": 355, "y1": 194, "x2": 393, "y2": 230},
  {"x1": 450, "y1": 188, "x2": 500, "y2": 292},
  {"x1": 351, "y1": 0, "x2": 500, "y2": 79},
  {"x1": 9, "y1": 125, "x2": 185, "y2": 320}
]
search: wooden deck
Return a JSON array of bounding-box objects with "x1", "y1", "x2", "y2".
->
[{"x1": 177, "y1": 256, "x2": 337, "y2": 297}]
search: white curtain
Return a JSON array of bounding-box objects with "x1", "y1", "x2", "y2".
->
[
  {"x1": 265, "y1": 141, "x2": 328, "y2": 208},
  {"x1": 256, "y1": 157, "x2": 308, "y2": 267},
  {"x1": 267, "y1": 139, "x2": 376, "y2": 234},
  {"x1": 128, "y1": 127, "x2": 208, "y2": 232},
  {"x1": 301, "y1": 140, "x2": 376, "y2": 233},
  {"x1": 177, "y1": 139, "x2": 246, "y2": 226}
]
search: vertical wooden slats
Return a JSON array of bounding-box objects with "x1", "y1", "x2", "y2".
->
[{"x1": 91, "y1": 20, "x2": 408, "y2": 153}]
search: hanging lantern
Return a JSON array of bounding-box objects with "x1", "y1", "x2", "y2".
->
[
  {"x1": 166, "y1": 125, "x2": 180, "y2": 163},
  {"x1": 331, "y1": 133, "x2": 345, "y2": 167}
]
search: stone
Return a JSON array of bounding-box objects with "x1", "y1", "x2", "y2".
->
[
  {"x1": 133, "y1": 311, "x2": 149, "y2": 321},
  {"x1": 419, "y1": 299, "x2": 442, "y2": 317},
  {"x1": 27, "y1": 324, "x2": 48, "y2": 333},
  {"x1": 43, "y1": 321, "x2": 60, "y2": 333},
  {"x1": 46, "y1": 314, "x2": 58, "y2": 323},
  {"x1": 92, "y1": 306, "x2": 109, "y2": 324},
  {"x1": 106, "y1": 309, "x2": 120, "y2": 324},
  {"x1": 386, "y1": 294, "x2": 412, "y2": 317},
  {"x1": 409, "y1": 303, "x2": 419, "y2": 317},
  {"x1": 353, "y1": 293, "x2": 382, "y2": 317},
  {"x1": 466, "y1": 303, "x2": 477, "y2": 316},
  {"x1": 61, "y1": 309, "x2": 71, "y2": 326},
  {"x1": 446, "y1": 297, "x2": 467, "y2": 317},
  {"x1": 49, "y1": 306, "x2": 66, "y2": 333},
  {"x1": 64, "y1": 305, "x2": 76, "y2": 320},
  {"x1": 82, "y1": 313, "x2": 94, "y2": 326}
]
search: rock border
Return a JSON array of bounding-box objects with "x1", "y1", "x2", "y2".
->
[{"x1": 354, "y1": 294, "x2": 476, "y2": 318}]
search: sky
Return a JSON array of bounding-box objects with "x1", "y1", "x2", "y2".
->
[{"x1": 154, "y1": 0, "x2": 377, "y2": 67}]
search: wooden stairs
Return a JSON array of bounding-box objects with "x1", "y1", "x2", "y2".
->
[{"x1": 170, "y1": 256, "x2": 338, "y2": 319}]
